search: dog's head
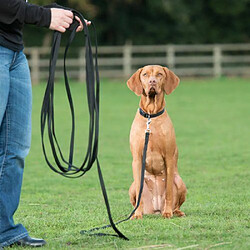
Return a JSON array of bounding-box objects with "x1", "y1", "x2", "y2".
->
[{"x1": 127, "y1": 65, "x2": 179, "y2": 97}]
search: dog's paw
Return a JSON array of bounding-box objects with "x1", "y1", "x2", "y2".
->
[
  {"x1": 174, "y1": 210, "x2": 185, "y2": 217},
  {"x1": 162, "y1": 210, "x2": 173, "y2": 219},
  {"x1": 130, "y1": 213, "x2": 143, "y2": 220}
]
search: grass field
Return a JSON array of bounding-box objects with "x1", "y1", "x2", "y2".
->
[{"x1": 9, "y1": 77, "x2": 250, "y2": 249}]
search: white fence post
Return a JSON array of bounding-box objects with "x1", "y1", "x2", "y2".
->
[
  {"x1": 123, "y1": 42, "x2": 132, "y2": 77},
  {"x1": 78, "y1": 48, "x2": 85, "y2": 82},
  {"x1": 213, "y1": 46, "x2": 222, "y2": 77},
  {"x1": 30, "y1": 48, "x2": 39, "y2": 84},
  {"x1": 166, "y1": 45, "x2": 175, "y2": 69}
]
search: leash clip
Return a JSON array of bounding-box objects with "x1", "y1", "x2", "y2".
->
[{"x1": 145, "y1": 116, "x2": 151, "y2": 133}]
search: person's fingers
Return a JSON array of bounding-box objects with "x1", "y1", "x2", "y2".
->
[
  {"x1": 75, "y1": 17, "x2": 82, "y2": 26},
  {"x1": 62, "y1": 22, "x2": 70, "y2": 29},
  {"x1": 84, "y1": 19, "x2": 91, "y2": 26},
  {"x1": 83, "y1": 19, "x2": 91, "y2": 26},
  {"x1": 63, "y1": 16, "x2": 73, "y2": 25},
  {"x1": 50, "y1": 8, "x2": 92, "y2": 33},
  {"x1": 57, "y1": 26, "x2": 66, "y2": 33},
  {"x1": 76, "y1": 26, "x2": 83, "y2": 32},
  {"x1": 76, "y1": 22, "x2": 91, "y2": 32},
  {"x1": 85, "y1": 21, "x2": 91, "y2": 26},
  {"x1": 64, "y1": 10, "x2": 74, "y2": 18},
  {"x1": 75, "y1": 16, "x2": 83, "y2": 32},
  {"x1": 76, "y1": 25, "x2": 84, "y2": 32},
  {"x1": 74, "y1": 17, "x2": 91, "y2": 32},
  {"x1": 50, "y1": 9, "x2": 74, "y2": 32},
  {"x1": 75, "y1": 16, "x2": 81, "y2": 23}
]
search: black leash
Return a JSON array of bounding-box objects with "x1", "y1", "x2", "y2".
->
[
  {"x1": 41, "y1": 6, "x2": 164, "y2": 240},
  {"x1": 41, "y1": 8, "x2": 126, "y2": 240},
  {"x1": 80, "y1": 127, "x2": 150, "y2": 236}
]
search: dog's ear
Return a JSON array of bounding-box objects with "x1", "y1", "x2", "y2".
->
[
  {"x1": 162, "y1": 67, "x2": 180, "y2": 95},
  {"x1": 127, "y1": 68, "x2": 143, "y2": 96}
]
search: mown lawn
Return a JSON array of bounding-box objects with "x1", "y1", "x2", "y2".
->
[{"x1": 9, "y1": 77, "x2": 250, "y2": 249}]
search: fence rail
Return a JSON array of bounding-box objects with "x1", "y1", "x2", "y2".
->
[{"x1": 24, "y1": 43, "x2": 250, "y2": 84}]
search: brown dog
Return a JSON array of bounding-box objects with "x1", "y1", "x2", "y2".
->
[{"x1": 127, "y1": 65, "x2": 187, "y2": 219}]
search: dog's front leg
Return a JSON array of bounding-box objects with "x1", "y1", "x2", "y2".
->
[
  {"x1": 131, "y1": 159, "x2": 143, "y2": 219},
  {"x1": 163, "y1": 158, "x2": 174, "y2": 218}
]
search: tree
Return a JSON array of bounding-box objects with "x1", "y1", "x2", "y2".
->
[{"x1": 23, "y1": 0, "x2": 250, "y2": 46}]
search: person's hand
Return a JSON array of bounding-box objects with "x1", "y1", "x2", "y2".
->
[
  {"x1": 49, "y1": 8, "x2": 73, "y2": 33},
  {"x1": 75, "y1": 16, "x2": 91, "y2": 32}
]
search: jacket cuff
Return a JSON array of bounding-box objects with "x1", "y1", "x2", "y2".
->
[{"x1": 37, "y1": 7, "x2": 51, "y2": 28}]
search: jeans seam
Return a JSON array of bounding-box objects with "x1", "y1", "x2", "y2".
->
[
  {"x1": 0, "y1": 109, "x2": 9, "y2": 186},
  {"x1": 0, "y1": 232, "x2": 28, "y2": 247},
  {"x1": 0, "y1": 110, "x2": 9, "y2": 238}
]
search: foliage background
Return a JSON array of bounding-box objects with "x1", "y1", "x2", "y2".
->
[{"x1": 24, "y1": 0, "x2": 250, "y2": 47}]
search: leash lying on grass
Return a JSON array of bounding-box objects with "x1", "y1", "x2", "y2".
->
[{"x1": 41, "y1": 6, "x2": 155, "y2": 240}]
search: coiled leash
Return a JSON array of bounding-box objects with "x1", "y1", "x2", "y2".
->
[
  {"x1": 41, "y1": 7, "x2": 127, "y2": 240},
  {"x1": 41, "y1": 5, "x2": 164, "y2": 241}
]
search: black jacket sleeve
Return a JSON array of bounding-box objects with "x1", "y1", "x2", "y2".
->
[{"x1": 0, "y1": 0, "x2": 51, "y2": 27}]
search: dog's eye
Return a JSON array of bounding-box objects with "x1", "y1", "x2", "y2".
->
[
  {"x1": 157, "y1": 73, "x2": 163, "y2": 77},
  {"x1": 143, "y1": 73, "x2": 147, "y2": 77}
]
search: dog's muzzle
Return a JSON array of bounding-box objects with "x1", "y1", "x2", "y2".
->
[{"x1": 148, "y1": 87, "x2": 157, "y2": 97}]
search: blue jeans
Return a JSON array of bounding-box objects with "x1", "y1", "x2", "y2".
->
[{"x1": 0, "y1": 46, "x2": 32, "y2": 247}]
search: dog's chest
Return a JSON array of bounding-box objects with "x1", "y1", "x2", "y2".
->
[
  {"x1": 142, "y1": 117, "x2": 169, "y2": 174},
  {"x1": 145, "y1": 149, "x2": 165, "y2": 175}
]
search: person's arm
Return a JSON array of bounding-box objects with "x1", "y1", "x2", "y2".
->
[
  {"x1": 0, "y1": 0, "x2": 51, "y2": 27},
  {"x1": 0, "y1": 0, "x2": 88, "y2": 32}
]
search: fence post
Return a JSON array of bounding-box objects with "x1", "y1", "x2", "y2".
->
[
  {"x1": 213, "y1": 46, "x2": 222, "y2": 77},
  {"x1": 123, "y1": 41, "x2": 132, "y2": 77},
  {"x1": 166, "y1": 45, "x2": 175, "y2": 70},
  {"x1": 78, "y1": 48, "x2": 85, "y2": 83},
  {"x1": 30, "y1": 48, "x2": 39, "y2": 84}
]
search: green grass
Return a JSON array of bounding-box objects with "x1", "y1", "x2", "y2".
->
[{"x1": 9, "y1": 77, "x2": 250, "y2": 249}]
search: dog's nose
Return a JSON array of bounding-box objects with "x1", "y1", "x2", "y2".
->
[{"x1": 149, "y1": 78, "x2": 156, "y2": 86}]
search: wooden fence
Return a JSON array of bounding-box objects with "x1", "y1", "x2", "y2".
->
[{"x1": 24, "y1": 43, "x2": 250, "y2": 84}]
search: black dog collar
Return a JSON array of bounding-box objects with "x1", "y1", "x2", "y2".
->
[{"x1": 139, "y1": 108, "x2": 165, "y2": 118}]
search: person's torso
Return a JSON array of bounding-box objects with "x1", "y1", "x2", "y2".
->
[{"x1": 0, "y1": 0, "x2": 27, "y2": 51}]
